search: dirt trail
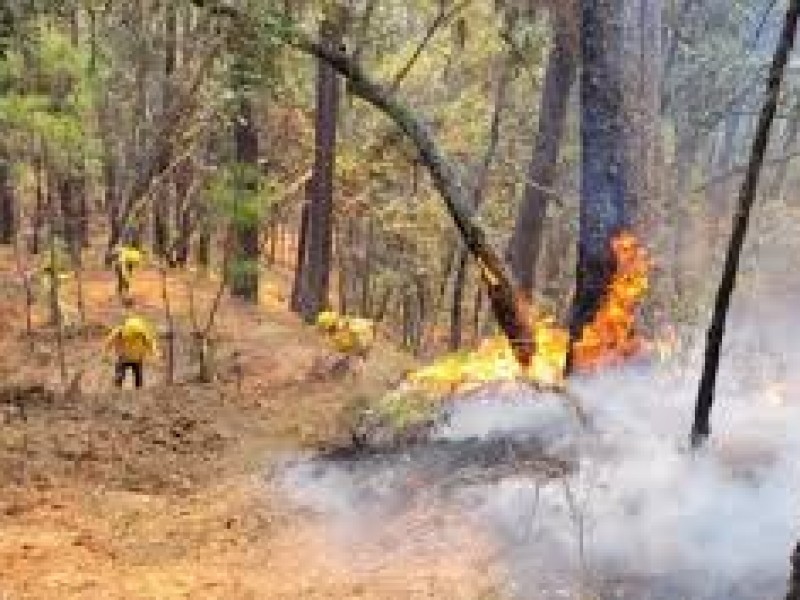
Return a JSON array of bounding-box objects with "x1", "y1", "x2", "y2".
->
[{"x1": 0, "y1": 253, "x2": 499, "y2": 599}]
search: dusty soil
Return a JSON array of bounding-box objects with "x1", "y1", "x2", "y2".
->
[{"x1": 0, "y1": 250, "x2": 501, "y2": 599}]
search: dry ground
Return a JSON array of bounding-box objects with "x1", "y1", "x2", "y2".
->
[{"x1": 0, "y1": 248, "x2": 502, "y2": 599}]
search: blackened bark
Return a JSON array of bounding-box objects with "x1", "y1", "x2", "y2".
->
[
  {"x1": 0, "y1": 154, "x2": 14, "y2": 245},
  {"x1": 230, "y1": 93, "x2": 260, "y2": 302},
  {"x1": 692, "y1": 0, "x2": 800, "y2": 448},
  {"x1": 294, "y1": 20, "x2": 341, "y2": 323},
  {"x1": 568, "y1": 0, "x2": 629, "y2": 369},
  {"x1": 507, "y1": 14, "x2": 577, "y2": 296}
]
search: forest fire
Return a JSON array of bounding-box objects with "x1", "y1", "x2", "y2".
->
[{"x1": 409, "y1": 232, "x2": 651, "y2": 390}]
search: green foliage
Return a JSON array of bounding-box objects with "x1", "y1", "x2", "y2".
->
[
  {"x1": 227, "y1": 258, "x2": 260, "y2": 287},
  {"x1": 204, "y1": 162, "x2": 277, "y2": 226},
  {"x1": 0, "y1": 24, "x2": 98, "y2": 167}
]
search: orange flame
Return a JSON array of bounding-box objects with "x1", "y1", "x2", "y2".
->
[
  {"x1": 408, "y1": 232, "x2": 651, "y2": 391},
  {"x1": 572, "y1": 232, "x2": 651, "y2": 370}
]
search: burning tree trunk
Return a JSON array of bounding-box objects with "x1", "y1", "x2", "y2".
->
[
  {"x1": 691, "y1": 0, "x2": 800, "y2": 448},
  {"x1": 293, "y1": 19, "x2": 341, "y2": 323},
  {"x1": 507, "y1": 11, "x2": 577, "y2": 297},
  {"x1": 568, "y1": 0, "x2": 629, "y2": 370}
]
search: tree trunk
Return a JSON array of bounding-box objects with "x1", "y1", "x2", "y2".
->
[
  {"x1": 787, "y1": 542, "x2": 800, "y2": 600},
  {"x1": 152, "y1": 2, "x2": 178, "y2": 259},
  {"x1": 449, "y1": 248, "x2": 469, "y2": 350},
  {"x1": 622, "y1": 0, "x2": 663, "y2": 228},
  {"x1": 31, "y1": 157, "x2": 44, "y2": 254},
  {"x1": 0, "y1": 153, "x2": 15, "y2": 245},
  {"x1": 568, "y1": 0, "x2": 629, "y2": 368},
  {"x1": 230, "y1": 92, "x2": 260, "y2": 302},
  {"x1": 360, "y1": 216, "x2": 374, "y2": 317},
  {"x1": 290, "y1": 202, "x2": 310, "y2": 312},
  {"x1": 770, "y1": 103, "x2": 800, "y2": 204},
  {"x1": 294, "y1": 20, "x2": 341, "y2": 323},
  {"x1": 507, "y1": 13, "x2": 577, "y2": 296},
  {"x1": 173, "y1": 159, "x2": 193, "y2": 266},
  {"x1": 60, "y1": 172, "x2": 81, "y2": 255},
  {"x1": 692, "y1": 0, "x2": 800, "y2": 447}
]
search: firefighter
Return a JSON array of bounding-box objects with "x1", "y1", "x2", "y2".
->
[
  {"x1": 104, "y1": 315, "x2": 159, "y2": 389},
  {"x1": 112, "y1": 243, "x2": 144, "y2": 304},
  {"x1": 316, "y1": 311, "x2": 376, "y2": 358}
]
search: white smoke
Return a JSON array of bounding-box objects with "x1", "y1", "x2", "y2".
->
[{"x1": 279, "y1": 297, "x2": 800, "y2": 599}]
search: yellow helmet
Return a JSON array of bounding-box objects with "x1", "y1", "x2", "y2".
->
[
  {"x1": 316, "y1": 310, "x2": 339, "y2": 331},
  {"x1": 121, "y1": 316, "x2": 148, "y2": 337}
]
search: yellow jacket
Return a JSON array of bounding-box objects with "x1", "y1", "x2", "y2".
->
[
  {"x1": 116, "y1": 246, "x2": 144, "y2": 277},
  {"x1": 316, "y1": 311, "x2": 375, "y2": 356},
  {"x1": 105, "y1": 317, "x2": 158, "y2": 362}
]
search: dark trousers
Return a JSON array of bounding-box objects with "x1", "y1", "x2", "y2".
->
[{"x1": 114, "y1": 361, "x2": 143, "y2": 388}]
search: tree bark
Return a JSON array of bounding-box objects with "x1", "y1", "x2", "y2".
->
[
  {"x1": 0, "y1": 153, "x2": 15, "y2": 245},
  {"x1": 787, "y1": 542, "x2": 800, "y2": 600},
  {"x1": 568, "y1": 0, "x2": 629, "y2": 370},
  {"x1": 290, "y1": 201, "x2": 310, "y2": 312},
  {"x1": 691, "y1": 0, "x2": 800, "y2": 448},
  {"x1": 294, "y1": 20, "x2": 341, "y2": 323},
  {"x1": 449, "y1": 250, "x2": 469, "y2": 350},
  {"x1": 230, "y1": 92, "x2": 260, "y2": 302},
  {"x1": 507, "y1": 13, "x2": 577, "y2": 296},
  {"x1": 31, "y1": 156, "x2": 44, "y2": 254},
  {"x1": 622, "y1": 0, "x2": 663, "y2": 228}
]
